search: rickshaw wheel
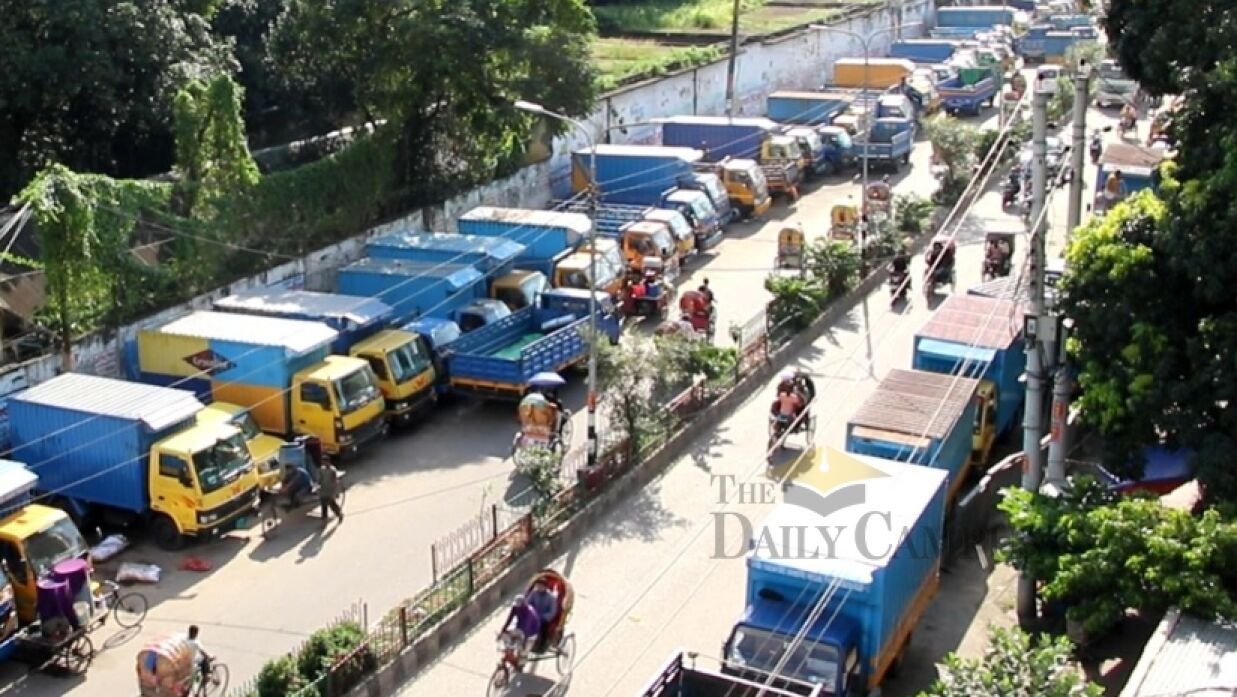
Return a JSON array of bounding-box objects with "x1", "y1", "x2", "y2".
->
[
  {"x1": 555, "y1": 632, "x2": 576, "y2": 675},
  {"x1": 112, "y1": 591, "x2": 148, "y2": 629},
  {"x1": 487, "y1": 664, "x2": 511, "y2": 697},
  {"x1": 204, "y1": 663, "x2": 230, "y2": 697},
  {"x1": 805, "y1": 414, "x2": 817, "y2": 442},
  {"x1": 66, "y1": 634, "x2": 93, "y2": 674}
]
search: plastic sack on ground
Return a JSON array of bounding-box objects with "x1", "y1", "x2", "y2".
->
[
  {"x1": 117, "y1": 563, "x2": 161, "y2": 584},
  {"x1": 89, "y1": 534, "x2": 130, "y2": 563}
]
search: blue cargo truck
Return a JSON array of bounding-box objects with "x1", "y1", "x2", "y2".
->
[
  {"x1": 442, "y1": 288, "x2": 620, "y2": 400},
  {"x1": 722, "y1": 449, "x2": 947, "y2": 696},
  {"x1": 936, "y1": 5, "x2": 1016, "y2": 28},
  {"x1": 640, "y1": 651, "x2": 823, "y2": 696},
  {"x1": 659, "y1": 116, "x2": 804, "y2": 191},
  {"x1": 1017, "y1": 26, "x2": 1079, "y2": 63},
  {"x1": 765, "y1": 92, "x2": 856, "y2": 175},
  {"x1": 913, "y1": 294, "x2": 1025, "y2": 467},
  {"x1": 889, "y1": 39, "x2": 958, "y2": 64},
  {"x1": 337, "y1": 257, "x2": 488, "y2": 324},
  {"x1": 937, "y1": 69, "x2": 998, "y2": 115},
  {"x1": 852, "y1": 118, "x2": 914, "y2": 172},
  {"x1": 845, "y1": 368, "x2": 981, "y2": 504},
  {"x1": 214, "y1": 288, "x2": 394, "y2": 355},
  {"x1": 456, "y1": 206, "x2": 587, "y2": 275}
]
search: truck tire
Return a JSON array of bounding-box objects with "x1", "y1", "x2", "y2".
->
[
  {"x1": 152, "y1": 515, "x2": 185, "y2": 551},
  {"x1": 739, "y1": 203, "x2": 753, "y2": 220}
]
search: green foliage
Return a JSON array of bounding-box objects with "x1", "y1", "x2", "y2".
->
[
  {"x1": 973, "y1": 119, "x2": 1030, "y2": 166},
  {"x1": 295, "y1": 621, "x2": 374, "y2": 695},
  {"x1": 594, "y1": 43, "x2": 725, "y2": 92},
  {"x1": 269, "y1": 0, "x2": 598, "y2": 193},
  {"x1": 998, "y1": 478, "x2": 1237, "y2": 636},
  {"x1": 592, "y1": 0, "x2": 763, "y2": 32},
  {"x1": 894, "y1": 193, "x2": 935, "y2": 236},
  {"x1": 596, "y1": 335, "x2": 690, "y2": 451},
  {"x1": 0, "y1": 0, "x2": 234, "y2": 200},
  {"x1": 1048, "y1": 76, "x2": 1076, "y2": 124},
  {"x1": 255, "y1": 654, "x2": 304, "y2": 697},
  {"x1": 920, "y1": 626, "x2": 1102, "y2": 697},
  {"x1": 765, "y1": 239, "x2": 860, "y2": 330},
  {"x1": 521, "y1": 447, "x2": 565, "y2": 513},
  {"x1": 682, "y1": 343, "x2": 738, "y2": 383},
  {"x1": 15, "y1": 166, "x2": 177, "y2": 354},
  {"x1": 924, "y1": 114, "x2": 981, "y2": 205},
  {"x1": 172, "y1": 74, "x2": 260, "y2": 220}
]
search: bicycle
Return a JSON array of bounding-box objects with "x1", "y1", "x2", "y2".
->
[
  {"x1": 192, "y1": 660, "x2": 230, "y2": 697},
  {"x1": 90, "y1": 579, "x2": 148, "y2": 630}
]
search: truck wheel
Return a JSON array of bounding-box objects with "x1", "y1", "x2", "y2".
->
[
  {"x1": 151, "y1": 515, "x2": 185, "y2": 551},
  {"x1": 739, "y1": 204, "x2": 753, "y2": 220}
]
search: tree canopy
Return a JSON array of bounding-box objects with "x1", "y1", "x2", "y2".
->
[
  {"x1": 1059, "y1": 0, "x2": 1237, "y2": 502},
  {"x1": 918, "y1": 626, "x2": 1101, "y2": 697}
]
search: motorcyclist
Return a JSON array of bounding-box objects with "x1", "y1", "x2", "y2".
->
[
  {"x1": 1120, "y1": 103, "x2": 1137, "y2": 133},
  {"x1": 926, "y1": 240, "x2": 954, "y2": 283},
  {"x1": 277, "y1": 461, "x2": 313, "y2": 508},
  {"x1": 1089, "y1": 129, "x2": 1103, "y2": 162},
  {"x1": 890, "y1": 247, "x2": 910, "y2": 278},
  {"x1": 1002, "y1": 170, "x2": 1021, "y2": 206}
]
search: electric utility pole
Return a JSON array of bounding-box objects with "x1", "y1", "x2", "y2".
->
[
  {"x1": 725, "y1": 0, "x2": 741, "y2": 117},
  {"x1": 1017, "y1": 81, "x2": 1051, "y2": 627},
  {"x1": 1047, "y1": 63, "x2": 1092, "y2": 486}
]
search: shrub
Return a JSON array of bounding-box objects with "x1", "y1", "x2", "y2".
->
[{"x1": 256, "y1": 655, "x2": 304, "y2": 697}]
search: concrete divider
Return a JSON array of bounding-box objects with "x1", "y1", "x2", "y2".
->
[{"x1": 346, "y1": 225, "x2": 942, "y2": 696}]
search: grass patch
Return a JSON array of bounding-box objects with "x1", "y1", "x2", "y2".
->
[
  {"x1": 593, "y1": 0, "x2": 766, "y2": 33},
  {"x1": 594, "y1": 38, "x2": 725, "y2": 90}
]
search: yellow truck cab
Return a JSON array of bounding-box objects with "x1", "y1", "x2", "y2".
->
[
  {"x1": 644, "y1": 209, "x2": 697, "y2": 257},
  {"x1": 708, "y1": 158, "x2": 771, "y2": 218},
  {"x1": 618, "y1": 221, "x2": 681, "y2": 279},
  {"x1": 559, "y1": 238, "x2": 625, "y2": 296},
  {"x1": 761, "y1": 135, "x2": 801, "y2": 165},
  {"x1": 0, "y1": 461, "x2": 89, "y2": 624},
  {"x1": 136, "y1": 311, "x2": 388, "y2": 459},
  {"x1": 349, "y1": 328, "x2": 436, "y2": 423},
  {"x1": 292, "y1": 355, "x2": 388, "y2": 457},
  {"x1": 491, "y1": 269, "x2": 549, "y2": 311},
  {"x1": 196, "y1": 402, "x2": 284, "y2": 487},
  {"x1": 153, "y1": 422, "x2": 260, "y2": 547}
]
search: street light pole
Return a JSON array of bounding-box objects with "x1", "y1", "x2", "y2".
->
[
  {"x1": 725, "y1": 0, "x2": 741, "y2": 117},
  {"x1": 514, "y1": 100, "x2": 601, "y2": 468}
]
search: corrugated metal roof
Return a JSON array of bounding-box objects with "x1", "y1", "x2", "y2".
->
[
  {"x1": 1102, "y1": 142, "x2": 1165, "y2": 170},
  {"x1": 578, "y1": 143, "x2": 705, "y2": 161},
  {"x1": 1120, "y1": 608, "x2": 1237, "y2": 696},
  {"x1": 13, "y1": 374, "x2": 203, "y2": 431},
  {"x1": 157, "y1": 311, "x2": 337, "y2": 354},
  {"x1": 916, "y1": 295, "x2": 1023, "y2": 349},
  {"x1": 214, "y1": 289, "x2": 393, "y2": 326},
  {"x1": 458, "y1": 207, "x2": 592, "y2": 236},
  {"x1": 368, "y1": 231, "x2": 525, "y2": 260},
  {"x1": 769, "y1": 90, "x2": 852, "y2": 100},
  {"x1": 341, "y1": 257, "x2": 484, "y2": 283},
  {"x1": 660, "y1": 115, "x2": 780, "y2": 130},
  {"x1": 849, "y1": 368, "x2": 979, "y2": 440},
  {"x1": 835, "y1": 57, "x2": 916, "y2": 67},
  {"x1": 968, "y1": 275, "x2": 1029, "y2": 301},
  {"x1": 0, "y1": 459, "x2": 36, "y2": 505}
]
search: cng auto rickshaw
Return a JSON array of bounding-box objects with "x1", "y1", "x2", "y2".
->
[
  {"x1": 620, "y1": 257, "x2": 674, "y2": 319},
  {"x1": 983, "y1": 231, "x2": 1016, "y2": 281},
  {"x1": 829, "y1": 202, "x2": 860, "y2": 242},
  {"x1": 775, "y1": 224, "x2": 805, "y2": 269},
  {"x1": 678, "y1": 290, "x2": 716, "y2": 341},
  {"x1": 137, "y1": 634, "x2": 228, "y2": 697}
]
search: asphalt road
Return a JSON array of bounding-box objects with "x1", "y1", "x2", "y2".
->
[
  {"x1": 1, "y1": 83, "x2": 1127, "y2": 696},
  {"x1": 392, "y1": 99, "x2": 1129, "y2": 697}
]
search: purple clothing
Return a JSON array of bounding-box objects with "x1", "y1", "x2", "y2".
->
[{"x1": 509, "y1": 602, "x2": 541, "y2": 639}]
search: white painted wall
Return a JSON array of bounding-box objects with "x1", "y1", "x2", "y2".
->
[{"x1": 0, "y1": 1, "x2": 935, "y2": 436}]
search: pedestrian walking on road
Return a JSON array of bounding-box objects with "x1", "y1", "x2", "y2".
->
[{"x1": 318, "y1": 460, "x2": 343, "y2": 524}]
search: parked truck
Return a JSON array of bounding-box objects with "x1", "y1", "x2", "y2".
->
[
  {"x1": 936, "y1": 5, "x2": 1017, "y2": 29},
  {"x1": 552, "y1": 199, "x2": 696, "y2": 260},
  {"x1": 913, "y1": 295, "x2": 1025, "y2": 467},
  {"x1": 852, "y1": 117, "x2": 915, "y2": 172},
  {"x1": 1016, "y1": 26, "x2": 1079, "y2": 64},
  {"x1": 457, "y1": 206, "x2": 588, "y2": 277},
  {"x1": 937, "y1": 67, "x2": 998, "y2": 115},
  {"x1": 1093, "y1": 142, "x2": 1164, "y2": 212},
  {"x1": 365, "y1": 231, "x2": 547, "y2": 311},
  {"x1": 845, "y1": 368, "x2": 983, "y2": 504},
  {"x1": 1095, "y1": 59, "x2": 1138, "y2": 108},
  {"x1": 638, "y1": 651, "x2": 822, "y2": 697},
  {"x1": 553, "y1": 240, "x2": 626, "y2": 297},
  {"x1": 722, "y1": 449, "x2": 947, "y2": 696},
  {"x1": 831, "y1": 57, "x2": 917, "y2": 90},
  {"x1": 9, "y1": 374, "x2": 262, "y2": 550},
  {"x1": 692, "y1": 158, "x2": 772, "y2": 218},
  {"x1": 677, "y1": 170, "x2": 735, "y2": 225},
  {"x1": 337, "y1": 257, "x2": 489, "y2": 324},
  {"x1": 213, "y1": 289, "x2": 439, "y2": 425},
  {"x1": 572, "y1": 145, "x2": 726, "y2": 249},
  {"x1": 133, "y1": 311, "x2": 387, "y2": 458},
  {"x1": 659, "y1": 116, "x2": 802, "y2": 198},
  {"x1": 889, "y1": 39, "x2": 958, "y2": 64},
  {"x1": 766, "y1": 91, "x2": 857, "y2": 174},
  {"x1": 442, "y1": 288, "x2": 620, "y2": 400},
  {"x1": 0, "y1": 460, "x2": 91, "y2": 623}
]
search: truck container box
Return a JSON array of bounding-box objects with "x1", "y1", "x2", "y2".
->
[
  {"x1": 213, "y1": 289, "x2": 393, "y2": 355},
  {"x1": 889, "y1": 40, "x2": 958, "y2": 64},
  {"x1": 572, "y1": 145, "x2": 703, "y2": 206},
  {"x1": 845, "y1": 368, "x2": 980, "y2": 502},
  {"x1": 660, "y1": 117, "x2": 776, "y2": 163},
  {"x1": 337, "y1": 257, "x2": 487, "y2": 323},
  {"x1": 456, "y1": 206, "x2": 587, "y2": 260},
  {"x1": 937, "y1": 6, "x2": 1016, "y2": 28},
  {"x1": 913, "y1": 294, "x2": 1025, "y2": 438},
  {"x1": 832, "y1": 58, "x2": 917, "y2": 89},
  {"x1": 366, "y1": 231, "x2": 525, "y2": 279},
  {"x1": 9, "y1": 374, "x2": 204, "y2": 513},
  {"x1": 133, "y1": 311, "x2": 336, "y2": 434},
  {"x1": 766, "y1": 91, "x2": 853, "y2": 126}
]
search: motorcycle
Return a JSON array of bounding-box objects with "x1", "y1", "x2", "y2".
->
[
  {"x1": 1001, "y1": 177, "x2": 1021, "y2": 210},
  {"x1": 888, "y1": 266, "x2": 910, "y2": 302},
  {"x1": 1089, "y1": 135, "x2": 1103, "y2": 164}
]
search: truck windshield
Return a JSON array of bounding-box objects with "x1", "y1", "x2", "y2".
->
[
  {"x1": 1099, "y1": 65, "x2": 1128, "y2": 82},
  {"x1": 230, "y1": 410, "x2": 263, "y2": 441},
  {"x1": 192, "y1": 433, "x2": 252, "y2": 495},
  {"x1": 833, "y1": 130, "x2": 853, "y2": 149},
  {"x1": 663, "y1": 214, "x2": 693, "y2": 241},
  {"x1": 748, "y1": 165, "x2": 768, "y2": 192},
  {"x1": 334, "y1": 367, "x2": 380, "y2": 414},
  {"x1": 387, "y1": 340, "x2": 432, "y2": 384},
  {"x1": 726, "y1": 625, "x2": 840, "y2": 688},
  {"x1": 26, "y1": 517, "x2": 88, "y2": 579},
  {"x1": 702, "y1": 177, "x2": 725, "y2": 204},
  {"x1": 688, "y1": 195, "x2": 714, "y2": 220}
]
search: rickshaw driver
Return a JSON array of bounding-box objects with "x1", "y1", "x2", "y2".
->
[
  {"x1": 771, "y1": 373, "x2": 806, "y2": 421},
  {"x1": 501, "y1": 595, "x2": 542, "y2": 663},
  {"x1": 527, "y1": 579, "x2": 558, "y2": 652},
  {"x1": 186, "y1": 625, "x2": 214, "y2": 683},
  {"x1": 697, "y1": 278, "x2": 715, "y2": 305},
  {"x1": 926, "y1": 239, "x2": 955, "y2": 275}
]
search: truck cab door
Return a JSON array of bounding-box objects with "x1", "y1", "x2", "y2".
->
[
  {"x1": 296, "y1": 382, "x2": 336, "y2": 448},
  {"x1": 0, "y1": 540, "x2": 35, "y2": 623},
  {"x1": 154, "y1": 453, "x2": 197, "y2": 533},
  {"x1": 360, "y1": 354, "x2": 393, "y2": 399}
]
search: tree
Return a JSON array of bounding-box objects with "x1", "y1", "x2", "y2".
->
[
  {"x1": 919, "y1": 626, "x2": 1102, "y2": 697},
  {"x1": 998, "y1": 477, "x2": 1237, "y2": 637},
  {"x1": 267, "y1": 0, "x2": 599, "y2": 196},
  {"x1": 924, "y1": 114, "x2": 981, "y2": 204},
  {"x1": 0, "y1": 0, "x2": 234, "y2": 199},
  {"x1": 764, "y1": 239, "x2": 860, "y2": 331},
  {"x1": 173, "y1": 75, "x2": 261, "y2": 220},
  {"x1": 596, "y1": 335, "x2": 692, "y2": 452}
]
